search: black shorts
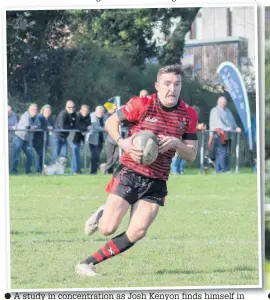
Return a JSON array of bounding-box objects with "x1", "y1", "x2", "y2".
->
[{"x1": 105, "y1": 165, "x2": 167, "y2": 206}]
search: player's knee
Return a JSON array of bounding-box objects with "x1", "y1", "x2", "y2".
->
[
  {"x1": 127, "y1": 228, "x2": 147, "y2": 243},
  {"x1": 99, "y1": 225, "x2": 117, "y2": 236}
]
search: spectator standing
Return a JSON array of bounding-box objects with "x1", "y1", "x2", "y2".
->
[
  {"x1": 171, "y1": 153, "x2": 185, "y2": 175},
  {"x1": 52, "y1": 100, "x2": 77, "y2": 163},
  {"x1": 32, "y1": 105, "x2": 53, "y2": 174},
  {"x1": 103, "y1": 106, "x2": 119, "y2": 174},
  {"x1": 68, "y1": 105, "x2": 91, "y2": 175},
  {"x1": 209, "y1": 96, "x2": 241, "y2": 173},
  {"x1": 10, "y1": 103, "x2": 39, "y2": 174},
  {"x1": 88, "y1": 106, "x2": 107, "y2": 174}
]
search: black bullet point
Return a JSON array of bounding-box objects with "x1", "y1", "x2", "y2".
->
[{"x1": 4, "y1": 293, "x2": 11, "y2": 300}]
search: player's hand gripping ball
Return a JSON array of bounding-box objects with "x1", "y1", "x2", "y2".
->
[{"x1": 132, "y1": 130, "x2": 159, "y2": 165}]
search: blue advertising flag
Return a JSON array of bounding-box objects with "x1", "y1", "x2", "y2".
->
[{"x1": 217, "y1": 62, "x2": 253, "y2": 150}]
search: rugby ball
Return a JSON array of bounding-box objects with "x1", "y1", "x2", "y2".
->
[{"x1": 132, "y1": 130, "x2": 159, "y2": 165}]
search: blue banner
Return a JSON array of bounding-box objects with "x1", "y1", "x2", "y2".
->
[{"x1": 217, "y1": 62, "x2": 253, "y2": 150}]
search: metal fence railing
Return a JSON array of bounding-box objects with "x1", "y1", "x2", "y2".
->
[{"x1": 8, "y1": 129, "x2": 252, "y2": 174}]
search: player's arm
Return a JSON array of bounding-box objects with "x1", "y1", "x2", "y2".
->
[
  {"x1": 159, "y1": 107, "x2": 198, "y2": 161},
  {"x1": 158, "y1": 136, "x2": 198, "y2": 161},
  {"x1": 105, "y1": 103, "x2": 144, "y2": 163},
  {"x1": 174, "y1": 139, "x2": 198, "y2": 161},
  {"x1": 105, "y1": 113, "x2": 124, "y2": 145}
]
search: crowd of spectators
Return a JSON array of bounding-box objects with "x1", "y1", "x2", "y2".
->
[
  {"x1": 8, "y1": 92, "x2": 253, "y2": 175},
  {"x1": 8, "y1": 94, "x2": 126, "y2": 175}
]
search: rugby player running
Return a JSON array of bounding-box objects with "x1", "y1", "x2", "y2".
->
[{"x1": 76, "y1": 64, "x2": 198, "y2": 276}]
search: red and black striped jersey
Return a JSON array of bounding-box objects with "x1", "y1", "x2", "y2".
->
[{"x1": 118, "y1": 93, "x2": 198, "y2": 181}]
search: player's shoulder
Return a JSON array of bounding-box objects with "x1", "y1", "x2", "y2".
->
[{"x1": 180, "y1": 100, "x2": 198, "y2": 118}]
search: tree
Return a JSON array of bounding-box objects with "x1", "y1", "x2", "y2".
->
[
  {"x1": 159, "y1": 8, "x2": 200, "y2": 65},
  {"x1": 61, "y1": 42, "x2": 159, "y2": 110},
  {"x1": 70, "y1": 8, "x2": 200, "y2": 67},
  {"x1": 6, "y1": 10, "x2": 71, "y2": 74},
  {"x1": 6, "y1": 8, "x2": 200, "y2": 111},
  {"x1": 6, "y1": 10, "x2": 72, "y2": 107}
]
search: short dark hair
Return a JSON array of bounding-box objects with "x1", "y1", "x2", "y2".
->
[{"x1": 157, "y1": 64, "x2": 183, "y2": 80}]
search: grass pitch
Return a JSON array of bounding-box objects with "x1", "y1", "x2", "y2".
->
[{"x1": 9, "y1": 171, "x2": 259, "y2": 289}]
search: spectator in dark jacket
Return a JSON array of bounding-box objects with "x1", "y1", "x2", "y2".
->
[
  {"x1": 51, "y1": 100, "x2": 77, "y2": 163},
  {"x1": 68, "y1": 105, "x2": 91, "y2": 174},
  {"x1": 10, "y1": 103, "x2": 39, "y2": 174},
  {"x1": 32, "y1": 105, "x2": 53, "y2": 173}
]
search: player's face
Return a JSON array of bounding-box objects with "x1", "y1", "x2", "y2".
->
[{"x1": 155, "y1": 72, "x2": 182, "y2": 107}]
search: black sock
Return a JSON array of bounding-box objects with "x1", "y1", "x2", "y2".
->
[{"x1": 81, "y1": 232, "x2": 134, "y2": 265}]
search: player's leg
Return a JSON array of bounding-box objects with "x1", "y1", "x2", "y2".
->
[
  {"x1": 79, "y1": 194, "x2": 161, "y2": 273},
  {"x1": 126, "y1": 199, "x2": 159, "y2": 243},
  {"x1": 77, "y1": 195, "x2": 132, "y2": 276},
  {"x1": 126, "y1": 174, "x2": 166, "y2": 242},
  {"x1": 76, "y1": 199, "x2": 159, "y2": 277},
  {"x1": 79, "y1": 199, "x2": 160, "y2": 277},
  {"x1": 77, "y1": 166, "x2": 139, "y2": 276},
  {"x1": 99, "y1": 193, "x2": 130, "y2": 236},
  {"x1": 84, "y1": 193, "x2": 130, "y2": 236},
  {"x1": 85, "y1": 165, "x2": 137, "y2": 235}
]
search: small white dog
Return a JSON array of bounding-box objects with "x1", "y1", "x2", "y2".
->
[{"x1": 43, "y1": 157, "x2": 67, "y2": 175}]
